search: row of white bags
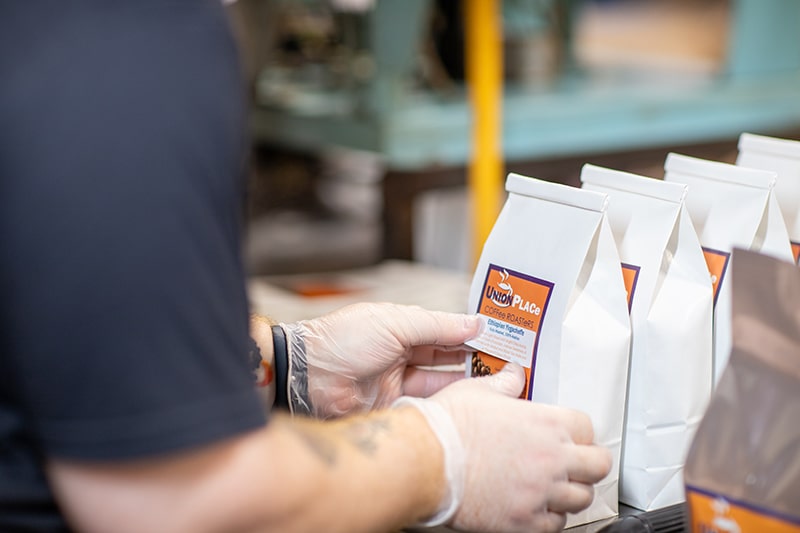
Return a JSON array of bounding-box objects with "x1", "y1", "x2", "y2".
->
[{"x1": 465, "y1": 132, "x2": 800, "y2": 526}]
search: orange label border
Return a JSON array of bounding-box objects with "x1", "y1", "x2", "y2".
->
[
  {"x1": 621, "y1": 262, "x2": 641, "y2": 312},
  {"x1": 702, "y1": 246, "x2": 731, "y2": 308},
  {"x1": 791, "y1": 241, "x2": 800, "y2": 265},
  {"x1": 473, "y1": 264, "x2": 554, "y2": 399},
  {"x1": 686, "y1": 484, "x2": 800, "y2": 531}
]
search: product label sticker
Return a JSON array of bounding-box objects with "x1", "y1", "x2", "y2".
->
[
  {"x1": 686, "y1": 485, "x2": 800, "y2": 533},
  {"x1": 620, "y1": 263, "x2": 641, "y2": 312},
  {"x1": 702, "y1": 247, "x2": 731, "y2": 308},
  {"x1": 791, "y1": 241, "x2": 800, "y2": 265},
  {"x1": 467, "y1": 264, "x2": 554, "y2": 399}
]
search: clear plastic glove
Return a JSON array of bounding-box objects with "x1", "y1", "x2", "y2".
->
[
  {"x1": 280, "y1": 302, "x2": 481, "y2": 418},
  {"x1": 397, "y1": 364, "x2": 613, "y2": 532}
]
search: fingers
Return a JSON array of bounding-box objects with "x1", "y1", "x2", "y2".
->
[
  {"x1": 530, "y1": 510, "x2": 567, "y2": 533},
  {"x1": 531, "y1": 404, "x2": 595, "y2": 445},
  {"x1": 407, "y1": 347, "x2": 471, "y2": 367},
  {"x1": 564, "y1": 410, "x2": 595, "y2": 445},
  {"x1": 566, "y1": 443, "x2": 613, "y2": 484},
  {"x1": 546, "y1": 481, "x2": 595, "y2": 514},
  {"x1": 477, "y1": 363, "x2": 526, "y2": 397},
  {"x1": 392, "y1": 305, "x2": 482, "y2": 347},
  {"x1": 402, "y1": 368, "x2": 463, "y2": 397}
]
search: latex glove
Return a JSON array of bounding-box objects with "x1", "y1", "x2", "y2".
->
[
  {"x1": 280, "y1": 302, "x2": 480, "y2": 418},
  {"x1": 396, "y1": 364, "x2": 612, "y2": 532}
]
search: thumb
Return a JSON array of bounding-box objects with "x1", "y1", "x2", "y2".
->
[
  {"x1": 392, "y1": 306, "x2": 482, "y2": 347},
  {"x1": 478, "y1": 363, "x2": 526, "y2": 397}
]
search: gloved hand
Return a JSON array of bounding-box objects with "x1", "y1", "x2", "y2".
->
[
  {"x1": 280, "y1": 302, "x2": 480, "y2": 418},
  {"x1": 395, "y1": 364, "x2": 612, "y2": 532}
]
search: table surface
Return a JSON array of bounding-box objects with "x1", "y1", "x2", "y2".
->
[
  {"x1": 247, "y1": 260, "x2": 473, "y2": 323},
  {"x1": 404, "y1": 505, "x2": 653, "y2": 533}
]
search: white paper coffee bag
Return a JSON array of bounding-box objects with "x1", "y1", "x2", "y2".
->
[
  {"x1": 466, "y1": 173, "x2": 631, "y2": 527},
  {"x1": 581, "y1": 164, "x2": 713, "y2": 511},
  {"x1": 737, "y1": 132, "x2": 800, "y2": 264},
  {"x1": 663, "y1": 153, "x2": 793, "y2": 385}
]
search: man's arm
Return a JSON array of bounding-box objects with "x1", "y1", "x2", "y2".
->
[
  {"x1": 48, "y1": 364, "x2": 612, "y2": 533},
  {"x1": 47, "y1": 407, "x2": 444, "y2": 533},
  {"x1": 250, "y1": 314, "x2": 278, "y2": 409}
]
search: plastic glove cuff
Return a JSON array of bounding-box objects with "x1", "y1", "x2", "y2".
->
[
  {"x1": 281, "y1": 322, "x2": 312, "y2": 416},
  {"x1": 392, "y1": 396, "x2": 465, "y2": 527}
]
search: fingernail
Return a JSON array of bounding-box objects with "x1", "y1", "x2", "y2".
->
[{"x1": 466, "y1": 314, "x2": 484, "y2": 336}]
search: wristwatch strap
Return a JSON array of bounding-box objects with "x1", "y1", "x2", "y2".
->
[{"x1": 271, "y1": 325, "x2": 290, "y2": 409}]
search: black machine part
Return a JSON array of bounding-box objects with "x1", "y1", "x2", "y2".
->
[{"x1": 597, "y1": 503, "x2": 686, "y2": 533}]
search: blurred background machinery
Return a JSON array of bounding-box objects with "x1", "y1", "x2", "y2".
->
[{"x1": 230, "y1": 0, "x2": 800, "y2": 274}]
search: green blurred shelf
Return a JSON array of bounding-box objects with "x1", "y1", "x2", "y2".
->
[
  {"x1": 250, "y1": 0, "x2": 800, "y2": 170},
  {"x1": 252, "y1": 72, "x2": 800, "y2": 170}
]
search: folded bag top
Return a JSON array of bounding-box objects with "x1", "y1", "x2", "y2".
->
[{"x1": 664, "y1": 152, "x2": 792, "y2": 385}]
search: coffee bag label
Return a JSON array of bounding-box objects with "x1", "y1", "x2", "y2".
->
[
  {"x1": 620, "y1": 263, "x2": 641, "y2": 312},
  {"x1": 702, "y1": 247, "x2": 731, "y2": 307},
  {"x1": 686, "y1": 486, "x2": 800, "y2": 533},
  {"x1": 468, "y1": 264, "x2": 554, "y2": 399},
  {"x1": 791, "y1": 242, "x2": 800, "y2": 264}
]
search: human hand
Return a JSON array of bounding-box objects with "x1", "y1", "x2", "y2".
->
[
  {"x1": 281, "y1": 302, "x2": 481, "y2": 418},
  {"x1": 398, "y1": 364, "x2": 612, "y2": 532}
]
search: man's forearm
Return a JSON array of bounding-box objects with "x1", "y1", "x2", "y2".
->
[
  {"x1": 263, "y1": 408, "x2": 446, "y2": 531},
  {"x1": 250, "y1": 314, "x2": 277, "y2": 409},
  {"x1": 48, "y1": 408, "x2": 446, "y2": 533}
]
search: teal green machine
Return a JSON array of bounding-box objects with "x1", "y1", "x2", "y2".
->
[{"x1": 248, "y1": 0, "x2": 800, "y2": 259}]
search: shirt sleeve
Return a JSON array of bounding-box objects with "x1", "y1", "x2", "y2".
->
[{"x1": 0, "y1": 0, "x2": 266, "y2": 460}]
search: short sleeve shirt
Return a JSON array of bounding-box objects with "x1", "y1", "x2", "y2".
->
[{"x1": 0, "y1": 2, "x2": 267, "y2": 530}]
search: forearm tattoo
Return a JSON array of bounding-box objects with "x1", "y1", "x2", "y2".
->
[
  {"x1": 339, "y1": 418, "x2": 390, "y2": 455},
  {"x1": 288, "y1": 416, "x2": 393, "y2": 466},
  {"x1": 290, "y1": 424, "x2": 337, "y2": 466}
]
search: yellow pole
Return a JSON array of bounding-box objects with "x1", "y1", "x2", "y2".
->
[{"x1": 465, "y1": 0, "x2": 504, "y2": 266}]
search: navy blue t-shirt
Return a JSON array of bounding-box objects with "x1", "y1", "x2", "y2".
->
[{"x1": 0, "y1": 1, "x2": 267, "y2": 530}]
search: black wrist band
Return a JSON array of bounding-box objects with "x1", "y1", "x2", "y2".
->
[{"x1": 271, "y1": 325, "x2": 290, "y2": 409}]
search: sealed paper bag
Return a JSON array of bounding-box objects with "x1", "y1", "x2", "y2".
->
[
  {"x1": 663, "y1": 153, "x2": 793, "y2": 385},
  {"x1": 737, "y1": 132, "x2": 800, "y2": 264},
  {"x1": 466, "y1": 173, "x2": 631, "y2": 527},
  {"x1": 581, "y1": 164, "x2": 713, "y2": 511},
  {"x1": 684, "y1": 249, "x2": 800, "y2": 531}
]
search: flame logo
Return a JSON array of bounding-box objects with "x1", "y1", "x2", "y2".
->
[
  {"x1": 487, "y1": 269, "x2": 514, "y2": 307},
  {"x1": 497, "y1": 269, "x2": 512, "y2": 291}
]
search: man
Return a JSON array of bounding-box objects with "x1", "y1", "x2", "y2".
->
[{"x1": 0, "y1": 1, "x2": 610, "y2": 531}]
